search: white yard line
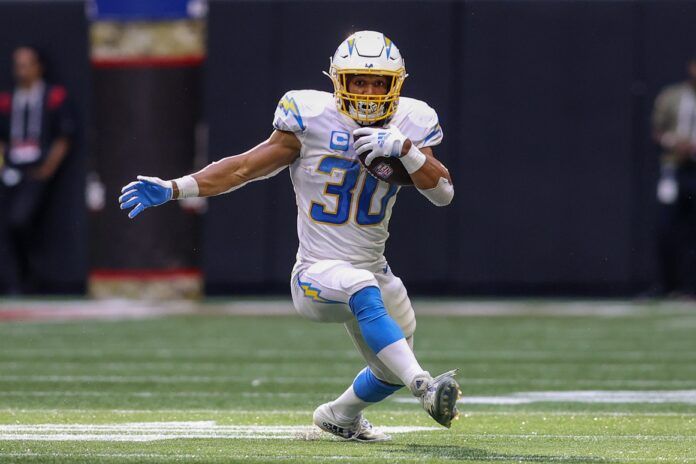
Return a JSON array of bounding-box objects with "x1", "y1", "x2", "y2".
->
[
  {"x1": 0, "y1": 408, "x2": 313, "y2": 415},
  {"x1": 0, "y1": 374, "x2": 349, "y2": 384},
  {"x1": 0, "y1": 421, "x2": 691, "y2": 444},
  {"x1": 0, "y1": 453, "x2": 693, "y2": 463},
  {"x1": 1, "y1": 298, "x2": 695, "y2": 322},
  {"x1": 395, "y1": 389, "x2": 696, "y2": 405},
  {"x1": 0, "y1": 452, "x2": 201, "y2": 459},
  {"x1": 2, "y1": 408, "x2": 696, "y2": 418},
  {"x1": 2, "y1": 374, "x2": 696, "y2": 389},
  {"x1": 0, "y1": 391, "x2": 317, "y2": 398},
  {"x1": 0, "y1": 421, "x2": 438, "y2": 442},
  {"x1": 453, "y1": 433, "x2": 695, "y2": 440},
  {"x1": 4, "y1": 389, "x2": 696, "y2": 403},
  {"x1": 4, "y1": 347, "x2": 696, "y2": 356}
]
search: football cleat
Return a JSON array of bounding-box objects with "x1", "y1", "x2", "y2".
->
[
  {"x1": 313, "y1": 402, "x2": 391, "y2": 442},
  {"x1": 410, "y1": 369, "x2": 461, "y2": 428}
]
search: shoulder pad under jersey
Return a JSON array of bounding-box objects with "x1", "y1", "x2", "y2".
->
[
  {"x1": 273, "y1": 90, "x2": 333, "y2": 136},
  {"x1": 395, "y1": 97, "x2": 443, "y2": 148}
]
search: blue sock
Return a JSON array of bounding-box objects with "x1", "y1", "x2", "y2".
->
[
  {"x1": 352, "y1": 367, "x2": 403, "y2": 402},
  {"x1": 348, "y1": 286, "x2": 404, "y2": 354}
]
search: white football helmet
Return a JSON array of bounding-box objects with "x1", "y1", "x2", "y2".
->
[{"x1": 325, "y1": 31, "x2": 407, "y2": 125}]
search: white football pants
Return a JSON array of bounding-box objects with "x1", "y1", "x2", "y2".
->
[{"x1": 290, "y1": 259, "x2": 416, "y2": 385}]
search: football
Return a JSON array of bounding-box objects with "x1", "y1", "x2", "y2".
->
[{"x1": 357, "y1": 151, "x2": 414, "y2": 186}]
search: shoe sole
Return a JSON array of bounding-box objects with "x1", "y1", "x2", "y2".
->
[{"x1": 432, "y1": 376, "x2": 462, "y2": 428}]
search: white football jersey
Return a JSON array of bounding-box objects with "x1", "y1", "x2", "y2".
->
[{"x1": 273, "y1": 90, "x2": 443, "y2": 268}]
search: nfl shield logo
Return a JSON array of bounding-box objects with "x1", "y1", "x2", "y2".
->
[{"x1": 374, "y1": 162, "x2": 393, "y2": 180}]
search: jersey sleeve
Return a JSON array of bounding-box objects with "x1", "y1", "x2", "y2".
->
[
  {"x1": 273, "y1": 91, "x2": 308, "y2": 136},
  {"x1": 403, "y1": 102, "x2": 443, "y2": 149},
  {"x1": 47, "y1": 86, "x2": 76, "y2": 139}
]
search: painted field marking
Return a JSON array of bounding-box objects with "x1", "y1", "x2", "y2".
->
[
  {"x1": 0, "y1": 453, "x2": 694, "y2": 463},
  {"x1": 3, "y1": 388, "x2": 696, "y2": 404},
  {"x1": 0, "y1": 421, "x2": 438, "y2": 442},
  {"x1": 395, "y1": 389, "x2": 696, "y2": 405},
  {"x1": 4, "y1": 408, "x2": 696, "y2": 418},
  {"x1": 4, "y1": 389, "x2": 696, "y2": 403},
  {"x1": 2, "y1": 374, "x2": 696, "y2": 389},
  {"x1": 0, "y1": 391, "x2": 319, "y2": 399},
  {"x1": 0, "y1": 452, "x2": 201, "y2": 460},
  {"x1": 0, "y1": 408, "x2": 314, "y2": 415},
  {"x1": 450, "y1": 433, "x2": 695, "y2": 441},
  {"x1": 2, "y1": 298, "x2": 695, "y2": 323},
  {"x1": 4, "y1": 346, "x2": 696, "y2": 357}
]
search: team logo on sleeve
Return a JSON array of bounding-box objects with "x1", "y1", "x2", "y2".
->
[
  {"x1": 278, "y1": 95, "x2": 306, "y2": 131},
  {"x1": 329, "y1": 131, "x2": 350, "y2": 151}
]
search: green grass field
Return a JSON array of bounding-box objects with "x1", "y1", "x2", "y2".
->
[{"x1": 0, "y1": 300, "x2": 695, "y2": 463}]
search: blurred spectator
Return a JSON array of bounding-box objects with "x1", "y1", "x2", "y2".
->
[
  {"x1": 652, "y1": 53, "x2": 696, "y2": 297},
  {"x1": 0, "y1": 46, "x2": 75, "y2": 295}
]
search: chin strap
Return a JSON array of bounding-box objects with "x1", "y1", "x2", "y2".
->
[{"x1": 417, "y1": 176, "x2": 454, "y2": 207}]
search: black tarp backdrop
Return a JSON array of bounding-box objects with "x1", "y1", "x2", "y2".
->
[
  {"x1": 204, "y1": 0, "x2": 696, "y2": 296},
  {"x1": 0, "y1": 1, "x2": 89, "y2": 293},
  {"x1": 459, "y1": 1, "x2": 637, "y2": 293},
  {"x1": 91, "y1": 66, "x2": 202, "y2": 269},
  {"x1": 204, "y1": 1, "x2": 458, "y2": 293},
  {"x1": 1, "y1": 0, "x2": 694, "y2": 296}
]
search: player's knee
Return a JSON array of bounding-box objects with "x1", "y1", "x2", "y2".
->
[
  {"x1": 379, "y1": 275, "x2": 416, "y2": 337},
  {"x1": 341, "y1": 268, "x2": 378, "y2": 295},
  {"x1": 349, "y1": 286, "x2": 404, "y2": 353},
  {"x1": 400, "y1": 313, "x2": 416, "y2": 338},
  {"x1": 348, "y1": 285, "x2": 386, "y2": 321},
  {"x1": 303, "y1": 260, "x2": 377, "y2": 297}
]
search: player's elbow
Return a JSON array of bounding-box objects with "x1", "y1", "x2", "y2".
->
[
  {"x1": 418, "y1": 178, "x2": 454, "y2": 207},
  {"x1": 429, "y1": 190, "x2": 454, "y2": 207}
]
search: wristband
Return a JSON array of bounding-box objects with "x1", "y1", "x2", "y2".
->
[
  {"x1": 399, "y1": 144, "x2": 427, "y2": 174},
  {"x1": 172, "y1": 175, "x2": 199, "y2": 199}
]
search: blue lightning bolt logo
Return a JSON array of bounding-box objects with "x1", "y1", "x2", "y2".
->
[
  {"x1": 278, "y1": 96, "x2": 306, "y2": 131},
  {"x1": 298, "y1": 278, "x2": 340, "y2": 304},
  {"x1": 347, "y1": 38, "x2": 356, "y2": 56},
  {"x1": 384, "y1": 37, "x2": 393, "y2": 59}
]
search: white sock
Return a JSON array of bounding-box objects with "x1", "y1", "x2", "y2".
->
[
  {"x1": 376, "y1": 338, "x2": 426, "y2": 387},
  {"x1": 329, "y1": 385, "x2": 370, "y2": 422}
]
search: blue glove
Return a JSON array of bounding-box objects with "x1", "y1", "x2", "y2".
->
[{"x1": 119, "y1": 175, "x2": 173, "y2": 219}]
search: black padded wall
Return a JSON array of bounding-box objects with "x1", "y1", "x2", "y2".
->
[
  {"x1": 0, "y1": 1, "x2": 89, "y2": 293},
  {"x1": 206, "y1": 0, "x2": 696, "y2": 295},
  {"x1": 203, "y1": 1, "x2": 459, "y2": 293},
  {"x1": 91, "y1": 66, "x2": 202, "y2": 269},
  {"x1": 455, "y1": 1, "x2": 636, "y2": 293}
]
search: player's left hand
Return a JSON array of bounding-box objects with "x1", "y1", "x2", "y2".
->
[
  {"x1": 353, "y1": 126, "x2": 409, "y2": 166},
  {"x1": 118, "y1": 175, "x2": 173, "y2": 219}
]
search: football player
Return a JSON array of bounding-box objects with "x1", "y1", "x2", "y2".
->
[{"x1": 119, "y1": 31, "x2": 459, "y2": 442}]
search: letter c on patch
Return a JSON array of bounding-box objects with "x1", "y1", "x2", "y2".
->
[{"x1": 330, "y1": 131, "x2": 350, "y2": 151}]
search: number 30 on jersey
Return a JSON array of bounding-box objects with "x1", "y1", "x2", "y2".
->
[{"x1": 310, "y1": 155, "x2": 398, "y2": 226}]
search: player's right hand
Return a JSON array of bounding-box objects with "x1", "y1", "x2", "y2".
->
[{"x1": 119, "y1": 175, "x2": 173, "y2": 219}]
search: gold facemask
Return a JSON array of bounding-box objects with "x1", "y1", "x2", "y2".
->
[{"x1": 328, "y1": 67, "x2": 406, "y2": 125}]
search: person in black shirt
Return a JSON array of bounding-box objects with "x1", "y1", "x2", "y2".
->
[{"x1": 0, "y1": 46, "x2": 75, "y2": 294}]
